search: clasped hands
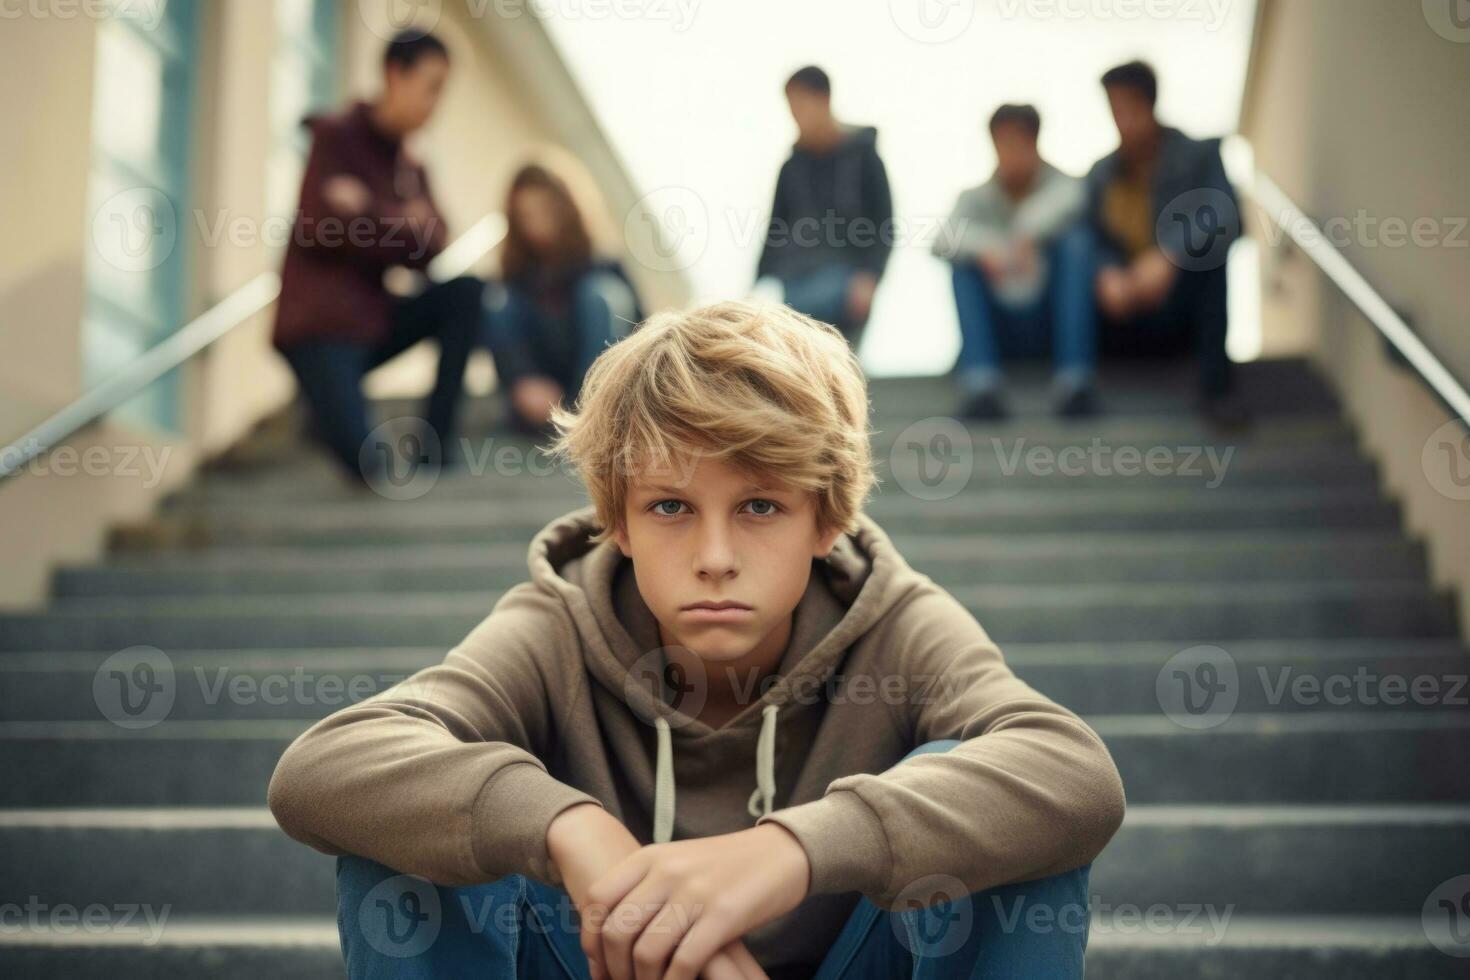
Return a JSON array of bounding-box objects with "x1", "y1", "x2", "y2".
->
[{"x1": 546, "y1": 802, "x2": 811, "y2": 980}]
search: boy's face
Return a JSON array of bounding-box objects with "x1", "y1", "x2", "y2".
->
[
  {"x1": 1105, "y1": 85, "x2": 1157, "y2": 156},
  {"x1": 991, "y1": 122, "x2": 1041, "y2": 191},
  {"x1": 785, "y1": 85, "x2": 831, "y2": 140},
  {"x1": 383, "y1": 54, "x2": 449, "y2": 134},
  {"x1": 613, "y1": 453, "x2": 845, "y2": 666}
]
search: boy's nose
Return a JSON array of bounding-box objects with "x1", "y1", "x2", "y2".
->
[{"x1": 693, "y1": 522, "x2": 739, "y2": 578}]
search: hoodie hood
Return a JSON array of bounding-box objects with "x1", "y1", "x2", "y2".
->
[
  {"x1": 524, "y1": 503, "x2": 923, "y2": 840},
  {"x1": 788, "y1": 124, "x2": 879, "y2": 218}
]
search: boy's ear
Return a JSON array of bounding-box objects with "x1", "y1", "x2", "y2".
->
[
  {"x1": 612, "y1": 523, "x2": 632, "y2": 558},
  {"x1": 814, "y1": 523, "x2": 845, "y2": 559}
]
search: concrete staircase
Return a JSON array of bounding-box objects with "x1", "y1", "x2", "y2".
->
[{"x1": 2, "y1": 359, "x2": 1467, "y2": 978}]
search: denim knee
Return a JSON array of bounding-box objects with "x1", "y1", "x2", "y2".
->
[{"x1": 574, "y1": 272, "x2": 638, "y2": 328}]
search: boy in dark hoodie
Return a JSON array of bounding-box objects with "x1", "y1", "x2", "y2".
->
[
  {"x1": 756, "y1": 66, "x2": 894, "y2": 349},
  {"x1": 269, "y1": 300, "x2": 1127, "y2": 979}
]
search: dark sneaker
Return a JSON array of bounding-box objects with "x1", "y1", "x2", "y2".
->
[
  {"x1": 1054, "y1": 381, "x2": 1101, "y2": 419},
  {"x1": 960, "y1": 388, "x2": 1009, "y2": 421},
  {"x1": 1199, "y1": 393, "x2": 1254, "y2": 431}
]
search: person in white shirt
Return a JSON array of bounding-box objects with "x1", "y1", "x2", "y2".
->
[{"x1": 934, "y1": 104, "x2": 1098, "y2": 419}]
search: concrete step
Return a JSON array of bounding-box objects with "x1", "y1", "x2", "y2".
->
[
  {"x1": 0, "y1": 914, "x2": 1456, "y2": 980},
  {"x1": 2, "y1": 805, "x2": 1463, "y2": 917},
  {"x1": 55, "y1": 530, "x2": 1430, "y2": 597},
  {"x1": 858, "y1": 359, "x2": 1343, "y2": 418},
  {"x1": 0, "y1": 917, "x2": 344, "y2": 980},
  {"x1": 200, "y1": 395, "x2": 1352, "y2": 485},
  {"x1": 115, "y1": 486, "x2": 1402, "y2": 552},
  {"x1": 165, "y1": 443, "x2": 1375, "y2": 514},
  {"x1": 1, "y1": 714, "x2": 1466, "y2": 807},
  {"x1": 4, "y1": 580, "x2": 1454, "y2": 651},
  {"x1": 1085, "y1": 914, "x2": 1465, "y2": 979},
  {"x1": 172, "y1": 420, "x2": 1363, "y2": 511},
  {"x1": 2, "y1": 640, "x2": 1463, "y2": 723}
]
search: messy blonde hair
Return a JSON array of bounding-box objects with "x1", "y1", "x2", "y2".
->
[{"x1": 544, "y1": 300, "x2": 878, "y2": 544}]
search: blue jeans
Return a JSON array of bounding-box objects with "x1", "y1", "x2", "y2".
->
[
  {"x1": 336, "y1": 741, "x2": 1092, "y2": 978},
  {"x1": 281, "y1": 276, "x2": 484, "y2": 479},
  {"x1": 951, "y1": 224, "x2": 1097, "y2": 393},
  {"x1": 1095, "y1": 243, "x2": 1233, "y2": 399},
  {"x1": 780, "y1": 264, "x2": 867, "y2": 347},
  {"x1": 481, "y1": 271, "x2": 637, "y2": 425}
]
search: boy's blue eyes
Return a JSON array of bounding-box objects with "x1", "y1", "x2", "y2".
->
[{"x1": 647, "y1": 499, "x2": 782, "y2": 518}]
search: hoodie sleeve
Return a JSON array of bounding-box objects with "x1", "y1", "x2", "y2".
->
[
  {"x1": 1154, "y1": 136, "x2": 1241, "y2": 261},
  {"x1": 1012, "y1": 170, "x2": 1086, "y2": 245},
  {"x1": 296, "y1": 120, "x2": 448, "y2": 272},
  {"x1": 755, "y1": 160, "x2": 793, "y2": 282},
  {"x1": 267, "y1": 582, "x2": 602, "y2": 888},
  {"x1": 930, "y1": 185, "x2": 1009, "y2": 262},
  {"x1": 856, "y1": 143, "x2": 894, "y2": 278},
  {"x1": 757, "y1": 581, "x2": 1126, "y2": 908}
]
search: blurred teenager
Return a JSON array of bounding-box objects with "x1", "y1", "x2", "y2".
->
[
  {"x1": 1085, "y1": 60, "x2": 1248, "y2": 427},
  {"x1": 272, "y1": 31, "x2": 482, "y2": 483},
  {"x1": 934, "y1": 104, "x2": 1098, "y2": 420},
  {"x1": 756, "y1": 65, "x2": 894, "y2": 348},
  {"x1": 482, "y1": 163, "x2": 643, "y2": 435}
]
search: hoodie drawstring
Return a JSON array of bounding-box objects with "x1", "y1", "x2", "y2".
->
[
  {"x1": 653, "y1": 716, "x2": 675, "y2": 844},
  {"x1": 650, "y1": 704, "x2": 781, "y2": 844},
  {"x1": 746, "y1": 704, "x2": 780, "y2": 821}
]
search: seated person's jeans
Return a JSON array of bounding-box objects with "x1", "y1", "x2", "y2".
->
[
  {"x1": 481, "y1": 270, "x2": 637, "y2": 427},
  {"x1": 281, "y1": 276, "x2": 484, "y2": 480},
  {"x1": 1095, "y1": 243, "x2": 1232, "y2": 400},
  {"x1": 949, "y1": 224, "x2": 1097, "y2": 394},
  {"x1": 778, "y1": 265, "x2": 869, "y2": 349},
  {"x1": 336, "y1": 740, "x2": 1092, "y2": 979}
]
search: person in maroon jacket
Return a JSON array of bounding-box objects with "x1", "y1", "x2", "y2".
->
[{"x1": 272, "y1": 31, "x2": 482, "y2": 484}]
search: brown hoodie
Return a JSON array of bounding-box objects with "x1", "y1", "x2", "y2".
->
[{"x1": 268, "y1": 504, "x2": 1126, "y2": 972}]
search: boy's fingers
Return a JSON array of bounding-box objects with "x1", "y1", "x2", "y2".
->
[
  {"x1": 723, "y1": 941, "x2": 769, "y2": 980},
  {"x1": 601, "y1": 877, "x2": 671, "y2": 980},
  {"x1": 696, "y1": 950, "x2": 745, "y2": 980},
  {"x1": 663, "y1": 914, "x2": 734, "y2": 980},
  {"x1": 630, "y1": 902, "x2": 688, "y2": 980},
  {"x1": 583, "y1": 852, "x2": 651, "y2": 947},
  {"x1": 580, "y1": 925, "x2": 608, "y2": 980}
]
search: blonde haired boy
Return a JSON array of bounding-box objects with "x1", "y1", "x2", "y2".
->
[{"x1": 270, "y1": 300, "x2": 1126, "y2": 979}]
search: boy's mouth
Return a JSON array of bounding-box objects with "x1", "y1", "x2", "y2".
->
[{"x1": 682, "y1": 600, "x2": 752, "y2": 611}]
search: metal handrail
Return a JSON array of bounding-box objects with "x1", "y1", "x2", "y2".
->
[
  {"x1": 1244, "y1": 170, "x2": 1470, "y2": 427},
  {"x1": 0, "y1": 212, "x2": 506, "y2": 483}
]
